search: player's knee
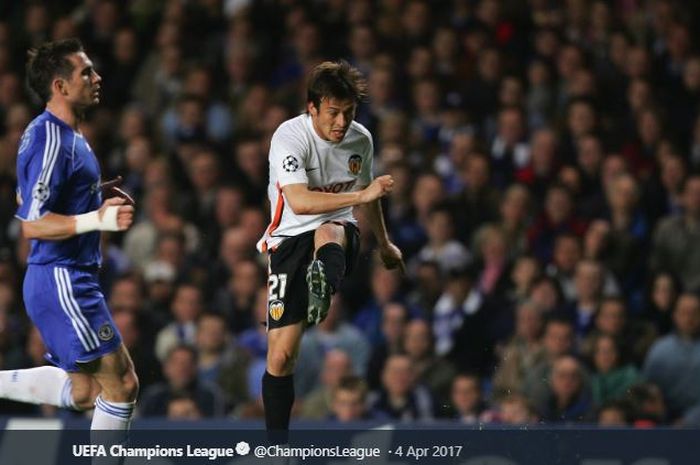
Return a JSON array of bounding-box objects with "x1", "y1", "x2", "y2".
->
[
  {"x1": 72, "y1": 389, "x2": 97, "y2": 410},
  {"x1": 102, "y1": 369, "x2": 139, "y2": 403},
  {"x1": 314, "y1": 223, "x2": 344, "y2": 247},
  {"x1": 267, "y1": 349, "x2": 297, "y2": 376},
  {"x1": 71, "y1": 383, "x2": 97, "y2": 410}
]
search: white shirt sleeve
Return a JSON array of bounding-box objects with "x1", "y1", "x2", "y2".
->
[
  {"x1": 269, "y1": 124, "x2": 309, "y2": 187},
  {"x1": 358, "y1": 134, "x2": 374, "y2": 187}
]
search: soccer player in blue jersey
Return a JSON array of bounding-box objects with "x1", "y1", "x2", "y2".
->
[{"x1": 0, "y1": 39, "x2": 139, "y2": 432}]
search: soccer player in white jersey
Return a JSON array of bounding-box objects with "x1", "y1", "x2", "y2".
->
[{"x1": 257, "y1": 61, "x2": 404, "y2": 435}]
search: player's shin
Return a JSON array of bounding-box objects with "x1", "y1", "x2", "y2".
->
[
  {"x1": 315, "y1": 243, "x2": 346, "y2": 293},
  {"x1": 262, "y1": 370, "x2": 294, "y2": 443}
]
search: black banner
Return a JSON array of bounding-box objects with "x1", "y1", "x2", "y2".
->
[{"x1": 0, "y1": 427, "x2": 698, "y2": 465}]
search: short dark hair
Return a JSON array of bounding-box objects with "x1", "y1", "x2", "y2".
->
[
  {"x1": 307, "y1": 60, "x2": 368, "y2": 110},
  {"x1": 334, "y1": 375, "x2": 368, "y2": 400},
  {"x1": 166, "y1": 344, "x2": 198, "y2": 363},
  {"x1": 544, "y1": 313, "x2": 574, "y2": 330},
  {"x1": 597, "y1": 399, "x2": 633, "y2": 424},
  {"x1": 26, "y1": 38, "x2": 84, "y2": 103}
]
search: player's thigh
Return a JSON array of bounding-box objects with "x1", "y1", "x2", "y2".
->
[
  {"x1": 23, "y1": 265, "x2": 120, "y2": 372},
  {"x1": 267, "y1": 231, "x2": 315, "y2": 330},
  {"x1": 314, "y1": 222, "x2": 347, "y2": 251},
  {"x1": 80, "y1": 344, "x2": 138, "y2": 399}
]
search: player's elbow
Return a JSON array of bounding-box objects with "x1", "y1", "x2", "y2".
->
[
  {"x1": 292, "y1": 205, "x2": 314, "y2": 215},
  {"x1": 289, "y1": 204, "x2": 312, "y2": 215}
]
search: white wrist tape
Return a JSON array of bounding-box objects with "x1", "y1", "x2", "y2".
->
[{"x1": 74, "y1": 206, "x2": 120, "y2": 234}]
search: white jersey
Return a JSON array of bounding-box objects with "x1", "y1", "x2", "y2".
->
[{"x1": 257, "y1": 113, "x2": 374, "y2": 252}]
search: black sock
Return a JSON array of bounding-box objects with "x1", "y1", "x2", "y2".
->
[
  {"x1": 316, "y1": 243, "x2": 345, "y2": 293},
  {"x1": 262, "y1": 371, "x2": 294, "y2": 442}
]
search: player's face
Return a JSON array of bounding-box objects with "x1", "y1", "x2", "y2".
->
[
  {"x1": 332, "y1": 390, "x2": 364, "y2": 422},
  {"x1": 308, "y1": 97, "x2": 356, "y2": 143},
  {"x1": 60, "y1": 52, "x2": 102, "y2": 108}
]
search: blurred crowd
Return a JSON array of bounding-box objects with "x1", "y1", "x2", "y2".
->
[{"x1": 1, "y1": 0, "x2": 700, "y2": 427}]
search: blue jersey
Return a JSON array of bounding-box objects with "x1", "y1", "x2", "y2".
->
[{"x1": 15, "y1": 110, "x2": 102, "y2": 267}]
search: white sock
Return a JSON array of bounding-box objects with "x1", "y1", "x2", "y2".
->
[
  {"x1": 91, "y1": 395, "x2": 135, "y2": 430},
  {"x1": 91, "y1": 395, "x2": 136, "y2": 465},
  {"x1": 0, "y1": 366, "x2": 75, "y2": 408}
]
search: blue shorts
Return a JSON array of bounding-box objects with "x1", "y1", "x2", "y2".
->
[{"x1": 23, "y1": 264, "x2": 122, "y2": 372}]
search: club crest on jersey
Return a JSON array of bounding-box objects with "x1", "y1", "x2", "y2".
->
[
  {"x1": 282, "y1": 155, "x2": 300, "y2": 173},
  {"x1": 348, "y1": 154, "x2": 362, "y2": 176},
  {"x1": 269, "y1": 299, "x2": 285, "y2": 321},
  {"x1": 98, "y1": 323, "x2": 114, "y2": 341}
]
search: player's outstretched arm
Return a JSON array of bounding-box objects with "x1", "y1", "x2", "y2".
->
[
  {"x1": 362, "y1": 198, "x2": 406, "y2": 274},
  {"x1": 20, "y1": 197, "x2": 134, "y2": 240},
  {"x1": 282, "y1": 175, "x2": 394, "y2": 215}
]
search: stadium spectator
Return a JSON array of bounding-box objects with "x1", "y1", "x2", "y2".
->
[
  {"x1": 528, "y1": 184, "x2": 587, "y2": 263},
  {"x1": 509, "y1": 255, "x2": 541, "y2": 304},
  {"x1": 368, "y1": 354, "x2": 434, "y2": 422},
  {"x1": 410, "y1": 205, "x2": 471, "y2": 276},
  {"x1": 581, "y1": 297, "x2": 656, "y2": 367},
  {"x1": 643, "y1": 293, "x2": 700, "y2": 419},
  {"x1": 538, "y1": 355, "x2": 592, "y2": 423},
  {"x1": 546, "y1": 233, "x2": 582, "y2": 302},
  {"x1": 642, "y1": 272, "x2": 681, "y2": 336},
  {"x1": 492, "y1": 300, "x2": 546, "y2": 399},
  {"x1": 650, "y1": 176, "x2": 700, "y2": 292},
  {"x1": 300, "y1": 349, "x2": 353, "y2": 420},
  {"x1": 139, "y1": 345, "x2": 225, "y2": 418},
  {"x1": 354, "y1": 266, "x2": 405, "y2": 346},
  {"x1": 597, "y1": 399, "x2": 633, "y2": 427},
  {"x1": 212, "y1": 258, "x2": 264, "y2": 334},
  {"x1": 448, "y1": 373, "x2": 484, "y2": 424},
  {"x1": 492, "y1": 393, "x2": 539, "y2": 426},
  {"x1": 366, "y1": 302, "x2": 409, "y2": 392},
  {"x1": 298, "y1": 296, "x2": 370, "y2": 382},
  {"x1": 194, "y1": 313, "x2": 232, "y2": 385},
  {"x1": 452, "y1": 153, "x2": 500, "y2": 240},
  {"x1": 496, "y1": 184, "x2": 532, "y2": 260},
  {"x1": 624, "y1": 383, "x2": 668, "y2": 427},
  {"x1": 328, "y1": 375, "x2": 374, "y2": 423},
  {"x1": 403, "y1": 319, "x2": 457, "y2": 409},
  {"x1": 565, "y1": 259, "x2": 606, "y2": 337},
  {"x1": 522, "y1": 316, "x2": 575, "y2": 408},
  {"x1": 155, "y1": 284, "x2": 204, "y2": 362},
  {"x1": 166, "y1": 394, "x2": 203, "y2": 420},
  {"x1": 588, "y1": 334, "x2": 640, "y2": 407}
]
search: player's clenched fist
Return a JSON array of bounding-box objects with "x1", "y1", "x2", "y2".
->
[
  {"x1": 360, "y1": 175, "x2": 394, "y2": 203},
  {"x1": 98, "y1": 197, "x2": 134, "y2": 231}
]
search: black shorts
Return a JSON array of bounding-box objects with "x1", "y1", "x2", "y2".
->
[{"x1": 266, "y1": 222, "x2": 360, "y2": 330}]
